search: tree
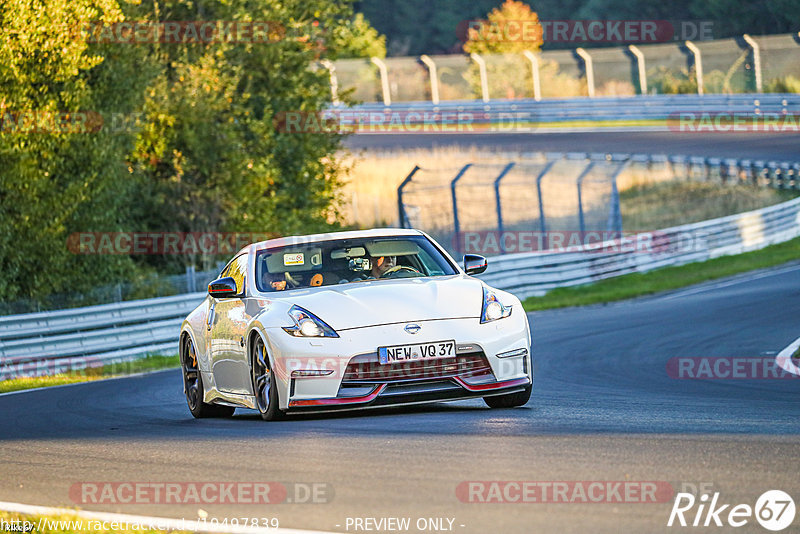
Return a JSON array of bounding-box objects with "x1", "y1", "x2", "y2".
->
[
  {"x1": 127, "y1": 0, "x2": 381, "y2": 273},
  {"x1": 0, "y1": 0, "x2": 385, "y2": 302},
  {"x1": 0, "y1": 0, "x2": 152, "y2": 302},
  {"x1": 463, "y1": 0, "x2": 543, "y2": 99}
]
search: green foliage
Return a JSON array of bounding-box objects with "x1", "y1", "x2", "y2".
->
[
  {"x1": 333, "y1": 13, "x2": 387, "y2": 59},
  {"x1": 127, "y1": 0, "x2": 374, "y2": 275},
  {"x1": 357, "y1": 0, "x2": 799, "y2": 55},
  {"x1": 648, "y1": 66, "x2": 699, "y2": 95},
  {"x1": 463, "y1": 0, "x2": 542, "y2": 55},
  {"x1": 0, "y1": 0, "x2": 151, "y2": 301},
  {"x1": 1, "y1": 0, "x2": 383, "y2": 303},
  {"x1": 356, "y1": 0, "x2": 502, "y2": 56},
  {"x1": 462, "y1": 1, "x2": 543, "y2": 99},
  {"x1": 764, "y1": 76, "x2": 800, "y2": 94}
]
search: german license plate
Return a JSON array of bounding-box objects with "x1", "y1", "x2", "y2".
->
[{"x1": 378, "y1": 340, "x2": 456, "y2": 364}]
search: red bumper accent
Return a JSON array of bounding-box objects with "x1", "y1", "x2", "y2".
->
[
  {"x1": 288, "y1": 384, "x2": 387, "y2": 407},
  {"x1": 452, "y1": 376, "x2": 530, "y2": 392}
]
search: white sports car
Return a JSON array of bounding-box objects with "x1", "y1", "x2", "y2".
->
[{"x1": 179, "y1": 228, "x2": 532, "y2": 420}]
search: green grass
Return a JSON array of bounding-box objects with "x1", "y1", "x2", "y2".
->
[
  {"x1": 0, "y1": 354, "x2": 179, "y2": 394},
  {"x1": 523, "y1": 235, "x2": 800, "y2": 311},
  {"x1": 620, "y1": 182, "x2": 797, "y2": 232}
]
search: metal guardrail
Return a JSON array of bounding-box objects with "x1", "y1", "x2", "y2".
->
[
  {"x1": 2, "y1": 150, "x2": 800, "y2": 380},
  {"x1": 479, "y1": 195, "x2": 800, "y2": 298},
  {"x1": 340, "y1": 93, "x2": 800, "y2": 127},
  {"x1": 0, "y1": 293, "x2": 205, "y2": 379},
  {"x1": 0, "y1": 264, "x2": 224, "y2": 316}
]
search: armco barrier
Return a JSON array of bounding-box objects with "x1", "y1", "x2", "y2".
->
[
  {"x1": 479, "y1": 195, "x2": 800, "y2": 298},
  {"x1": 0, "y1": 293, "x2": 205, "y2": 380},
  {"x1": 1, "y1": 189, "x2": 800, "y2": 380},
  {"x1": 337, "y1": 93, "x2": 800, "y2": 128}
]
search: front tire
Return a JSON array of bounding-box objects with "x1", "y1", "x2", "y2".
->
[
  {"x1": 181, "y1": 335, "x2": 235, "y2": 418},
  {"x1": 483, "y1": 384, "x2": 532, "y2": 409},
  {"x1": 251, "y1": 335, "x2": 285, "y2": 421}
]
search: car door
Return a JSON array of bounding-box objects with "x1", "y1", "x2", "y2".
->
[{"x1": 209, "y1": 253, "x2": 252, "y2": 394}]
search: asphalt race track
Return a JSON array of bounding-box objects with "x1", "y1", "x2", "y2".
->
[
  {"x1": 346, "y1": 131, "x2": 800, "y2": 160},
  {"x1": 2, "y1": 263, "x2": 799, "y2": 533}
]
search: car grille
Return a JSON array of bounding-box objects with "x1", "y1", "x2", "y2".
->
[{"x1": 341, "y1": 352, "x2": 493, "y2": 384}]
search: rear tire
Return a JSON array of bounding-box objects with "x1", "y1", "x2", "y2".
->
[
  {"x1": 251, "y1": 335, "x2": 285, "y2": 421},
  {"x1": 483, "y1": 384, "x2": 532, "y2": 409},
  {"x1": 181, "y1": 335, "x2": 235, "y2": 418}
]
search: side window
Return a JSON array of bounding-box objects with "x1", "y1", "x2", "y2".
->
[{"x1": 228, "y1": 254, "x2": 248, "y2": 295}]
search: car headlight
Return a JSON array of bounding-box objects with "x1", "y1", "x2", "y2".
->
[
  {"x1": 481, "y1": 287, "x2": 512, "y2": 323},
  {"x1": 282, "y1": 305, "x2": 339, "y2": 338}
]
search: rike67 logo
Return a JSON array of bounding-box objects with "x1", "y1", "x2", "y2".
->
[{"x1": 668, "y1": 490, "x2": 796, "y2": 531}]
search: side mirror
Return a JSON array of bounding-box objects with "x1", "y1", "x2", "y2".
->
[
  {"x1": 463, "y1": 254, "x2": 487, "y2": 275},
  {"x1": 208, "y1": 276, "x2": 238, "y2": 298}
]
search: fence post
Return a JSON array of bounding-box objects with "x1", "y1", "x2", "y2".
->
[
  {"x1": 186, "y1": 265, "x2": 196, "y2": 293},
  {"x1": 522, "y1": 51, "x2": 542, "y2": 101},
  {"x1": 450, "y1": 164, "x2": 474, "y2": 257},
  {"x1": 628, "y1": 45, "x2": 647, "y2": 95},
  {"x1": 576, "y1": 161, "x2": 597, "y2": 235},
  {"x1": 536, "y1": 160, "x2": 557, "y2": 236},
  {"x1": 684, "y1": 40, "x2": 704, "y2": 95},
  {"x1": 319, "y1": 60, "x2": 339, "y2": 105},
  {"x1": 608, "y1": 159, "x2": 630, "y2": 236},
  {"x1": 493, "y1": 162, "x2": 516, "y2": 253},
  {"x1": 370, "y1": 57, "x2": 392, "y2": 106},
  {"x1": 420, "y1": 55, "x2": 440, "y2": 105},
  {"x1": 742, "y1": 34, "x2": 763, "y2": 92},
  {"x1": 576, "y1": 48, "x2": 595, "y2": 98},
  {"x1": 397, "y1": 165, "x2": 420, "y2": 228},
  {"x1": 470, "y1": 53, "x2": 490, "y2": 102}
]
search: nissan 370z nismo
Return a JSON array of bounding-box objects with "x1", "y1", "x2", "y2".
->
[{"x1": 179, "y1": 229, "x2": 532, "y2": 420}]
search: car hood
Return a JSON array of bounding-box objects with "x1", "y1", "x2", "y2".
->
[{"x1": 280, "y1": 275, "x2": 484, "y2": 330}]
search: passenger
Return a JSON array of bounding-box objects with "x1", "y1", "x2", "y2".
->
[{"x1": 262, "y1": 271, "x2": 287, "y2": 291}]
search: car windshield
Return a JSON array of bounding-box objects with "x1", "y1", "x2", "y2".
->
[{"x1": 254, "y1": 235, "x2": 457, "y2": 293}]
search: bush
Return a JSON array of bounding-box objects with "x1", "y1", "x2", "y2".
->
[{"x1": 764, "y1": 76, "x2": 800, "y2": 93}]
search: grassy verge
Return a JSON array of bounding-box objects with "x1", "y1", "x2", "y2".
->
[
  {"x1": 523, "y1": 236, "x2": 800, "y2": 311},
  {"x1": 0, "y1": 511, "x2": 189, "y2": 533},
  {"x1": 0, "y1": 354, "x2": 179, "y2": 394},
  {"x1": 621, "y1": 182, "x2": 797, "y2": 231}
]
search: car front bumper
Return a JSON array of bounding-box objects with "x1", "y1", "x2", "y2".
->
[{"x1": 263, "y1": 312, "x2": 532, "y2": 412}]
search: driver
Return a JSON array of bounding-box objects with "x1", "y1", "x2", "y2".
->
[{"x1": 370, "y1": 255, "x2": 396, "y2": 278}]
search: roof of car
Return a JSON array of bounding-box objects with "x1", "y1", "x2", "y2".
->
[{"x1": 242, "y1": 228, "x2": 424, "y2": 255}]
